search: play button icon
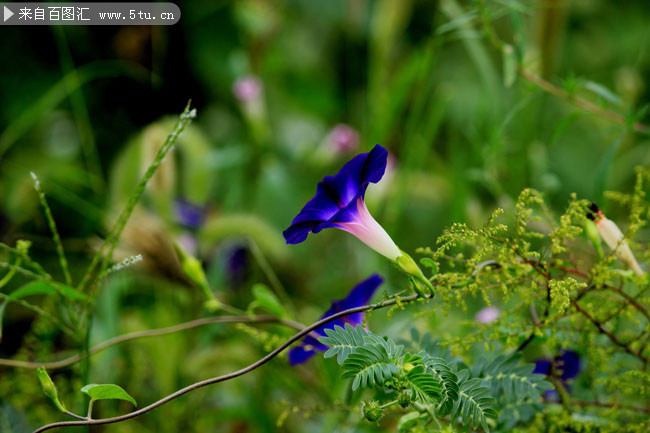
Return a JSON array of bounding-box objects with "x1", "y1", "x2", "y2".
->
[{"x1": 4, "y1": 5, "x2": 14, "y2": 22}]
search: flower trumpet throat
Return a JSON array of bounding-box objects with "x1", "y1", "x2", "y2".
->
[{"x1": 587, "y1": 203, "x2": 644, "y2": 277}]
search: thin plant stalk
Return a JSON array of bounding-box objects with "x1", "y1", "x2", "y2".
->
[
  {"x1": 0, "y1": 315, "x2": 307, "y2": 370},
  {"x1": 31, "y1": 173, "x2": 73, "y2": 286},
  {"x1": 77, "y1": 102, "x2": 196, "y2": 293}
]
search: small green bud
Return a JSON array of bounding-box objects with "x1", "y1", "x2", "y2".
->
[
  {"x1": 37, "y1": 367, "x2": 66, "y2": 412},
  {"x1": 362, "y1": 400, "x2": 384, "y2": 423},
  {"x1": 398, "y1": 391, "x2": 412, "y2": 408},
  {"x1": 16, "y1": 240, "x2": 32, "y2": 255},
  {"x1": 203, "y1": 299, "x2": 222, "y2": 312},
  {"x1": 174, "y1": 243, "x2": 212, "y2": 299},
  {"x1": 584, "y1": 220, "x2": 603, "y2": 259}
]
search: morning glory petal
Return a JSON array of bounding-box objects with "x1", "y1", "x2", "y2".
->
[
  {"x1": 289, "y1": 274, "x2": 383, "y2": 365},
  {"x1": 284, "y1": 145, "x2": 400, "y2": 260}
]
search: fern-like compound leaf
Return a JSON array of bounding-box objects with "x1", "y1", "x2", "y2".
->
[
  {"x1": 452, "y1": 370, "x2": 498, "y2": 432},
  {"x1": 419, "y1": 352, "x2": 459, "y2": 416},
  {"x1": 342, "y1": 343, "x2": 399, "y2": 390},
  {"x1": 473, "y1": 354, "x2": 552, "y2": 403},
  {"x1": 405, "y1": 365, "x2": 443, "y2": 403},
  {"x1": 318, "y1": 323, "x2": 369, "y2": 365}
]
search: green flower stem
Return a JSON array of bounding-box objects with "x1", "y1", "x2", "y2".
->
[
  {"x1": 0, "y1": 256, "x2": 21, "y2": 289},
  {"x1": 0, "y1": 241, "x2": 52, "y2": 279},
  {"x1": 379, "y1": 400, "x2": 398, "y2": 410},
  {"x1": 86, "y1": 399, "x2": 94, "y2": 419},
  {"x1": 547, "y1": 376, "x2": 571, "y2": 411}
]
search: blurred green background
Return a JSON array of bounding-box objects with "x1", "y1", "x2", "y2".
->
[{"x1": 0, "y1": 0, "x2": 649, "y2": 431}]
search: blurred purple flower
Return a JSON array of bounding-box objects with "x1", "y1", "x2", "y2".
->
[
  {"x1": 533, "y1": 350, "x2": 580, "y2": 400},
  {"x1": 289, "y1": 274, "x2": 383, "y2": 365},
  {"x1": 283, "y1": 145, "x2": 401, "y2": 261},
  {"x1": 533, "y1": 350, "x2": 580, "y2": 381},
  {"x1": 232, "y1": 75, "x2": 262, "y2": 103},
  {"x1": 475, "y1": 306, "x2": 500, "y2": 323},
  {"x1": 225, "y1": 245, "x2": 249, "y2": 289},
  {"x1": 174, "y1": 198, "x2": 205, "y2": 228},
  {"x1": 326, "y1": 124, "x2": 360, "y2": 154}
]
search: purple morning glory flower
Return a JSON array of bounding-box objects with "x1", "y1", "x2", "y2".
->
[
  {"x1": 283, "y1": 145, "x2": 401, "y2": 261},
  {"x1": 174, "y1": 198, "x2": 205, "y2": 228},
  {"x1": 533, "y1": 350, "x2": 581, "y2": 381},
  {"x1": 225, "y1": 245, "x2": 249, "y2": 289},
  {"x1": 289, "y1": 274, "x2": 383, "y2": 365}
]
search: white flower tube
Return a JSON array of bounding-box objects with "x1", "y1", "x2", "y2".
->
[
  {"x1": 592, "y1": 208, "x2": 644, "y2": 277},
  {"x1": 337, "y1": 197, "x2": 402, "y2": 261}
]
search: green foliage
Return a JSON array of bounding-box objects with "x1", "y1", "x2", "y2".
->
[
  {"x1": 319, "y1": 323, "x2": 371, "y2": 364},
  {"x1": 405, "y1": 365, "x2": 442, "y2": 403},
  {"x1": 452, "y1": 370, "x2": 498, "y2": 433},
  {"x1": 342, "y1": 343, "x2": 399, "y2": 390},
  {"x1": 321, "y1": 325, "x2": 552, "y2": 432},
  {"x1": 419, "y1": 352, "x2": 459, "y2": 415},
  {"x1": 81, "y1": 384, "x2": 137, "y2": 407},
  {"x1": 472, "y1": 354, "x2": 552, "y2": 403},
  {"x1": 548, "y1": 278, "x2": 579, "y2": 316},
  {"x1": 1, "y1": 1, "x2": 650, "y2": 431}
]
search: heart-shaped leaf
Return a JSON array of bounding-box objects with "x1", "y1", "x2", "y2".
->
[{"x1": 81, "y1": 384, "x2": 137, "y2": 407}]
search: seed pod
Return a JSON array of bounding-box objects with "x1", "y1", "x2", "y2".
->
[
  {"x1": 398, "y1": 391, "x2": 412, "y2": 408},
  {"x1": 362, "y1": 401, "x2": 384, "y2": 422}
]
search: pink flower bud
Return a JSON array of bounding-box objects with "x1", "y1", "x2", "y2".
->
[
  {"x1": 326, "y1": 124, "x2": 360, "y2": 154},
  {"x1": 475, "y1": 306, "x2": 500, "y2": 323},
  {"x1": 232, "y1": 75, "x2": 262, "y2": 103}
]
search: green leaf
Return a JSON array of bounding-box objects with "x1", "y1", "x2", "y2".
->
[
  {"x1": 342, "y1": 344, "x2": 399, "y2": 390},
  {"x1": 318, "y1": 323, "x2": 370, "y2": 364},
  {"x1": 419, "y1": 258, "x2": 438, "y2": 273},
  {"x1": 405, "y1": 365, "x2": 442, "y2": 403},
  {"x1": 419, "y1": 352, "x2": 459, "y2": 415},
  {"x1": 250, "y1": 284, "x2": 286, "y2": 317},
  {"x1": 1, "y1": 281, "x2": 85, "y2": 340},
  {"x1": 10, "y1": 281, "x2": 86, "y2": 302},
  {"x1": 452, "y1": 370, "x2": 498, "y2": 432},
  {"x1": 37, "y1": 367, "x2": 66, "y2": 412},
  {"x1": 473, "y1": 354, "x2": 552, "y2": 403},
  {"x1": 583, "y1": 80, "x2": 622, "y2": 107},
  {"x1": 81, "y1": 384, "x2": 137, "y2": 407}
]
